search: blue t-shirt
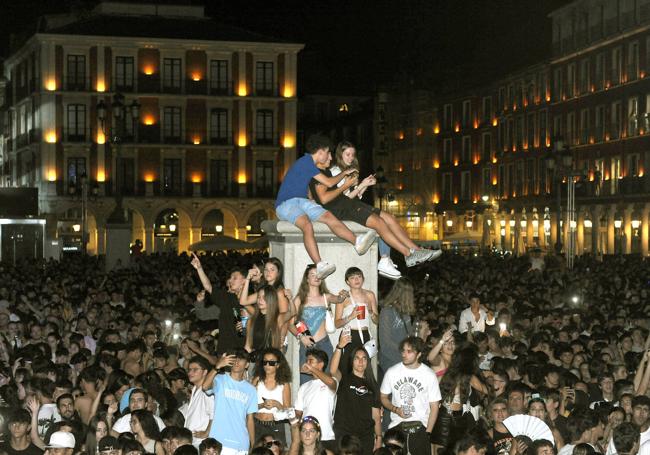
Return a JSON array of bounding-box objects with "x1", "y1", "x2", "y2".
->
[
  {"x1": 275, "y1": 154, "x2": 321, "y2": 207},
  {"x1": 209, "y1": 373, "x2": 257, "y2": 451}
]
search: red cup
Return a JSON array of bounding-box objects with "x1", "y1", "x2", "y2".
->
[{"x1": 356, "y1": 304, "x2": 366, "y2": 320}]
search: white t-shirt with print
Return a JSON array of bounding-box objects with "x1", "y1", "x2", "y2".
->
[
  {"x1": 380, "y1": 362, "x2": 441, "y2": 428},
  {"x1": 295, "y1": 378, "x2": 338, "y2": 441}
]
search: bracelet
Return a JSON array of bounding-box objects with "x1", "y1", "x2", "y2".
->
[
  {"x1": 296, "y1": 333, "x2": 304, "y2": 340},
  {"x1": 336, "y1": 346, "x2": 343, "y2": 351}
]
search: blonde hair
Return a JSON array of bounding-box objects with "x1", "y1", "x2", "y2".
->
[
  {"x1": 334, "y1": 141, "x2": 359, "y2": 172},
  {"x1": 381, "y1": 277, "x2": 415, "y2": 316}
]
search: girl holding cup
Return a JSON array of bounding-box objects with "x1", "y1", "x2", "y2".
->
[{"x1": 334, "y1": 267, "x2": 378, "y2": 376}]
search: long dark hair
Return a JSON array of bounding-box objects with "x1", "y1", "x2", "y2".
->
[
  {"x1": 254, "y1": 348, "x2": 292, "y2": 384},
  {"x1": 296, "y1": 264, "x2": 329, "y2": 322},
  {"x1": 131, "y1": 409, "x2": 161, "y2": 441},
  {"x1": 249, "y1": 285, "x2": 282, "y2": 349},
  {"x1": 345, "y1": 346, "x2": 379, "y2": 395},
  {"x1": 439, "y1": 344, "x2": 481, "y2": 404},
  {"x1": 262, "y1": 258, "x2": 285, "y2": 290}
]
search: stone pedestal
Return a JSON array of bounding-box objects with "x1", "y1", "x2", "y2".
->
[
  {"x1": 261, "y1": 220, "x2": 378, "y2": 398},
  {"x1": 105, "y1": 222, "x2": 131, "y2": 271}
]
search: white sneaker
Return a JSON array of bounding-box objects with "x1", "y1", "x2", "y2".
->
[
  {"x1": 405, "y1": 248, "x2": 432, "y2": 267},
  {"x1": 426, "y1": 249, "x2": 443, "y2": 261},
  {"x1": 378, "y1": 257, "x2": 401, "y2": 280},
  {"x1": 354, "y1": 230, "x2": 377, "y2": 255},
  {"x1": 316, "y1": 261, "x2": 336, "y2": 279}
]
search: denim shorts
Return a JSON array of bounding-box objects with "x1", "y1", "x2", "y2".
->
[{"x1": 275, "y1": 198, "x2": 326, "y2": 224}]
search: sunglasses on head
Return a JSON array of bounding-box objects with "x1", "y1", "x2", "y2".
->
[
  {"x1": 264, "y1": 440, "x2": 282, "y2": 448},
  {"x1": 262, "y1": 360, "x2": 278, "y2": 366}
]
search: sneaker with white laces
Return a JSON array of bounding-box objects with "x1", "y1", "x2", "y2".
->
[
  {"x1": 426, "y1": 249, "x2": 443, "y2": 261},
  {"x1": 378, "y1": 257, "x2": 401, "y2": 280},
  {"x1": 404, "y1": 248, "x2": 432, "y2": 267},
  {"x1": 316, "y1": 261, "x2": 336, "y2": 279},
  {"x1": 354, "y1": 230, "x2": 377, "y2": 255}
]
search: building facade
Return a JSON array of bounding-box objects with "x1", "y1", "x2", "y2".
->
[
  {"x1": 379, "y1": 0, "x2": 650, "y2": 255},
  {"x1": 0, "y1": 1, "x2": 303, "y2": 254}
]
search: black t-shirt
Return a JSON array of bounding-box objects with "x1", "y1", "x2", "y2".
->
[
  {"x1": 491, "y1": 427, "x2": 513, "y2": 455},
  {"x1": 212, "y1": 289, "x2": 244, "y2": 354},
  {"x1": 0, "y1": 442, "x2": 44, "y2": 455},
  {"x1": 333, "y1": 373, "x2": 380, "y2": 435}
]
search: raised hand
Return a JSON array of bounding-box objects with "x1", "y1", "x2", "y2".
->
[{"x1": 190, "y1": 252, "x2": 202, "y2": 270}]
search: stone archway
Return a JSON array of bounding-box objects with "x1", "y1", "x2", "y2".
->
[
  {"x1": 246, "y1": 209, "x2": 268, "y2": 238},
  {"x1": 151, "y1": 206, "x2": 192, "y2": 254},
  {"x1": 195, "y1": 204, "x2": 239, "y2": 239}
]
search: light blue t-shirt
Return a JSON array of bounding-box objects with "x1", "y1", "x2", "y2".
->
[
  {"x1": 209, "y1": 373, "x2": 257, "y2": 451},
  {"x1": 275, "y1": 154, "x2": 320, "y2": 207}
]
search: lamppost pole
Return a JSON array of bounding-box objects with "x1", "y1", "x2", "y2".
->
[
  {"x1": 97, "y1": 94, "x2": 140, "y2": 223},
  {"x1": 375, "y1": 165, "x2": 387, "y2": 212}
]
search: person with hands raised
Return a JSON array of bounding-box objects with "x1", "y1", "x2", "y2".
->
[
  {"x1": 289, "y1": 264, "x2": 347, "y2": 384},
  {"x1": 202, "y1": 349, "x2": 257, "y2": 455},
  {"x1": 330, "y1": 331, "x2": 382, "y2": 455},
  {"x1": 295, "y1": 349, "x2": 338, "y2": 452}
]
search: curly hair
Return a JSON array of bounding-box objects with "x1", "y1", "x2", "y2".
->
[{"x1": 253, "y1": 348, "x2": 292, "y2": 384}]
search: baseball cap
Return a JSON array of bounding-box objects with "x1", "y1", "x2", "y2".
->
[
  {"x1": 98, "y1": 436, "x2": 119, "y2": 452},
  {"x1": 46, "y1": 431, "x2": 75, "y2": 449}
]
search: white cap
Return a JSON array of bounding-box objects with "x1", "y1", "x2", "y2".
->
[{"x1": 46, "y1": 431, "x2": 75, "y2": 449}]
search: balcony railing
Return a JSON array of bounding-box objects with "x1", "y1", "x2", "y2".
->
[
  {"x1": 254, "y1": 132, "x2": 279, "y2": 146},
  {"x1": 63, "y1": 77, "x2": 90, "y2": 92},
  {"x1": 209, "y1": 80, "x2": 234, "y2": 96},
  {"x1": 209, "y1": 130, "x2": 233, "y2": 145},
  {"x1": 253, "y1": 83, "x2": 280, "y2": 97}
]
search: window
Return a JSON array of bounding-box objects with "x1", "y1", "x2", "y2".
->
[
  {"x1": 442, "y1": 173, "x2": 452, "y2": 201},
  {"x1": 629, "y1": 41, "x2": 639, "y2": 80},
  {"x1": 612, "y1": 47, "x2": 622, "y2": 85},
  {"x1": 526, "y1": 159, "x2": 535, "y2": 195},
  {"x1": 553, "y1": 67, "x2": 563, "y2": 101},
  {"x1": 210, "y1": 159, "x2": 229, "y2": 196},
  {"x1": 66, "y1": 104, "x2": 86, "y2": 142},
  {"x1": 461, "y1": 136, "x2": 471, "y2": 162},
  {"x1": 210, "y1": 108, "x2": 229, "y2": 144},
  {"x1": 66, "y1": 55, "x2": 86, "y2": 90},
  {"x1": 515, "y1": 162, "x2": 523, "y2": 196},
  {"x1": 568, "y1": 63, "x2": 576, "y2": 97},
  {"x1": 460, "y1": 171, "x2": 470, "y2": 200},
  {"x1": 482, "y1": 96, "x2": 492, "y2": 123},
  {"x1": 163, "y1": 158, "x2": 182, "y2": 195},
  {"x1": 526, "y1": 113, "x2": 536, "y2": 148},
  {"x1": 498, "y1": 87, "x2": 506, "y2": 110},
  {"x1": 462, "y1": 100, "x2": 471, "y2": 127},
  {"x1": 611, "y1": 101, "x2": 622, "y2": 139},
  {"x1": 256, "y1": 160, "x2": 274, "y2": 194},
  {"x1": 516, "y1": 116, "x2": 524, "y2": 150},
  {"x1": 508, "y1": 84, "x2": 514, "y2": 108},
  {"x1": 443, "y1": 104, "x2": 453, "y2": 129},
  {"x1": 499, "y1": 165, "x2": 506, "y2": 198},
  {"x1": 481, "y1": 133, "x2": 492, "y2": 162},
  {"x1": 443, "y1": 138, "x2": 452, "y2": 163},
  {"x1": 67, "y1": 157, "x2": 86, "y2": 187},
  {"x1": 580, "y1": 108, "x2": 590, "y2": 144},
  {"x1": 163, "y1": 58, "x2": 182, "y2": 90},
  {"x1": 566, "y1": 112, "x2": 576, "y2": 145},
  {"x1": 117, "y1": 158, "x2": 135, "y2": 195},
  {"x1": 628, "y1": 97, "x2": 639, "y2": 136},
  {"x1": 210, "y1": 60, "x2": 229, "y2": 94},
  {"x1": 595, "y1": 105, "x2": 606, "y2": 141},
  {"x1": 628, "y1": 153, "x2": 640, "y2": 176},
  {"x1": 595, "y1": 52, "x2": 605, "y2": 90},
  {"x1": 482, "y1": 168, "x2": 491, "y2": 195},
  {"x1": 507, "y1": 117, "x2": 514, "y2": 151},
  {"x1": 115, "y1": 56, "x2": 134, "y2": 90},
  {"x1": 255, "y1": 61, "x2": 274, "y2": 95},
  {"x1": 255, "y1": 109, "x2": 274, "y2": 144},
  {"x1": 553, "y1": 114, "x2": 563, "y2": 141},
  {"x1": 163, "y1": 107, "x2": 182, "y2": 142}
]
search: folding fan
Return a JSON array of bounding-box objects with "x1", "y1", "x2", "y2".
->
[{"x1": 503, "y1": 415, "x2": 555, "y2": 446}]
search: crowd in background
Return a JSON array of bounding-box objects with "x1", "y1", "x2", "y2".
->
[{"x1": 0, "y1": 251, "x2": 649, "y2": 455}]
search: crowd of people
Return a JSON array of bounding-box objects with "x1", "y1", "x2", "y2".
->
[{"x1": 0, "y1": 249, "x2": 648, "y2": 455}]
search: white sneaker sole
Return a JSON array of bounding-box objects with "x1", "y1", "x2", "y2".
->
[
  {"x1": 379, "y1": 270, "x2": 401, "y2": 280},
  {"x1": 354, "y1": 231, "x2": 378, "y2": 255},
  {"x1": 316, "y1": 264, "x2": 336, "y2": 279}
]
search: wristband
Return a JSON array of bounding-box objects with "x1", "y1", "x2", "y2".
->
[{"x1": 336, "y1": 346, "x2": 343, "y2": 351}]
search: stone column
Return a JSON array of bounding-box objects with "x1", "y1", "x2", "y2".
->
[
  {"x1": 190, "y1": 227, "x2": 202, "y2": 246},
  {"x1": 262, "y1": 220, "x2": 378, "y2": 399},
  {"x1": 504, "y1": 214, "x2": 512, "y2": 252},
  {"x1": 623, "y1": 206, "x2": 633, "y2": 254},
  {"x1": 97, "y1": 226, "x2": 106, "y2": 255},
  {"x1": 607, "y1": 209, "x2": 616, "y2": 255},
  {"x1": 591, "y1": 206, "x2": 601, "y2": 255},
  {"x1": 550, "y1": 212, "x2": 558, "y2": 251},
  {"x1": 145, "y1": 227, "x2": 155, "y2": 254}
]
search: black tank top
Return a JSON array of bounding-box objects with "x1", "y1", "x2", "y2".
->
[{"x1": 252, "y1": 313, "x2": 268, "y2": 351}]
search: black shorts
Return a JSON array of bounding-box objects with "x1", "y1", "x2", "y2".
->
[{"x1": 325, "y1": 198, "x2": 380, "y2": 225}]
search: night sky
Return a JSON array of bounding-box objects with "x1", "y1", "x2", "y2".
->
[{"x1": 0, "y1": 0, "x2": 571, "y2": 95}]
